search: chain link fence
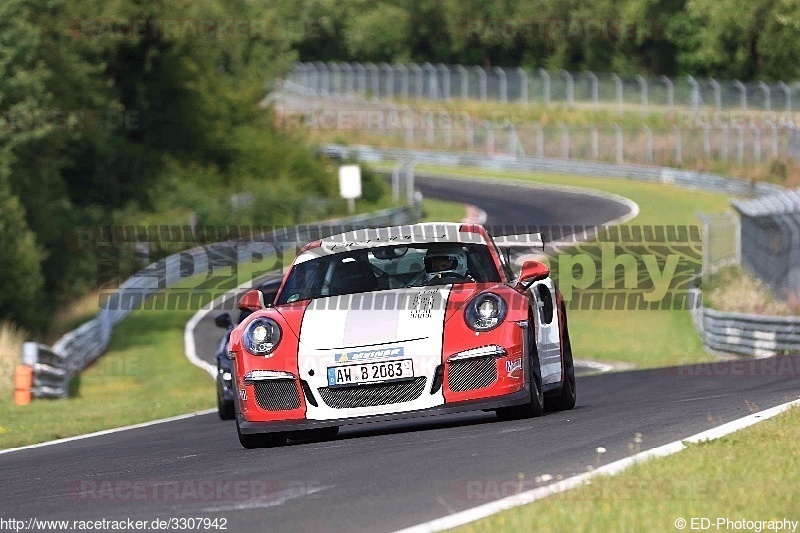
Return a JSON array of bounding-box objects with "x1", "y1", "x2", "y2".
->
[{"x1": 288, "y1": 62, "x2": 800, "y2": 117}]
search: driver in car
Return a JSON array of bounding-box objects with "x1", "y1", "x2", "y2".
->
[{"x1": 424, "y1": 246, "x2": 472, "y2": 284}]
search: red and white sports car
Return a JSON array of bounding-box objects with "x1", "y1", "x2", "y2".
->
[{"x1": 230, "y1": 223, "x2": 575, "y2": 448}]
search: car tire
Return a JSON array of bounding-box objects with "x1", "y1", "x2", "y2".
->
[
  {"x1": 217, "y1": 374, "x2": 235, "y2": 420},
  {"x1": 496, "y1": 310, "x2": 544, "y2": 420},
  {"x1": 546, "y1": 307, "x2": 577, "y2": 411}
]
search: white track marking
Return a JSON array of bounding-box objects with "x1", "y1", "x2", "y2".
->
[
  {"x1": 0, "y1": 409, "x2": 216, "y2": 456},
  {"x1": 202, "y1": 484, "x2": 334, "y2": 512},
  {"x1": 396, "y1": 397, "x2": 800, "y2": 533}
]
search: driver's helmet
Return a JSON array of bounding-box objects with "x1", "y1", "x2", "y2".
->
[{"x1": 424, "y1": 246, "x2": 468, "y2": 282}]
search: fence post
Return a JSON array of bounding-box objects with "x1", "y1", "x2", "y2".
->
[
  {"x1": 590, "y1": 124, "x2": 599, "y2": 160},
  {"x1": 423, "y1": 62, "x2": 438, "y2": 99},
  {"x1": 709, "y1": 78, "x2": 721, "y2": 112},
  {"x1": 613, "y1": 123, "x2": 623, "y2": 163},
  {"x1": 483, "y1": 120, "x2": 495, "y2": 153},
  {"x1": 643, "y1": 124, "x2": 653, "y2": 163},
  {"x1": 703, "y1": 123, "x2": 712, "y2": 158},
  {"x1": 475, "y1": 66, "x2": 487, "y2": 101},
  {"x1": 441, "y1": 110, "x2": 452, "y2": 148},
  {"x1": 751, "y1": 123, "x2": 761, "y2": 162},
  {"x1": 401, "y1": 105, "x2": 414, "y2": 146},
  {"x1": 341, "y1": 63, "x2": 354, "y2": 95},
  {"x1": 758, "y1": 81, "x2": 771, "y2": 113},
  {"x1": 494, "y1": 67, "x2": 508, "y2": 103},
  {"x1": 636, "y1": 75, "x2": 648, "y2": 113},
  {"x1": 438, "y1": 64, "x2": 451, "y2": 100},
  {"x1": 687, "y1": 75, "x2": 700, "y2": 112},
  {"x1": 661, "y1": 75, "x2": 674, "y2": 115},
  {"x1": 587, "y1": 71, "x2": 599, "y2": 110},
  {"x1": 767, "y1": 120, "x2": 778, "y2": 158},
  {"x1": 308, "y1": 62, "x2": 319, "y2": 95},
  {"x1": 355, "y1": 63, "x2": 366, "y2": 95},
  {"x1": 456, "y1": 65, "x2": 468, "y2": 100},
  {"x1": 562, "y1": 70, "x2": 574, "y2": 106},
  {"x1": 612, "y1": 74, "x2": 622, "y2": 115},
  {"x1": 410, "y1": 63, "x2": 423, "y2": 99},
  {"x1": 315, "y1": 61, "x2": 329, "y2": 95},
  {"x1": 674, "y1": 125, "x2": 682, "y2": 164},
  {"x1": 465, "y1": 113, "x2": 474, "y2": 151},
  {"x1": 328, "y1": 62, "x2": 341, "y2": 95},
  {"x1": 778, "y1": 81, "x2": 791, "y2": 113},
  {"x1": 535, "y1": 123, "x2": 544, "y2": 157},
  {"x1": 380, "y1": 63, "x2": 393, "y2": 99},
  {"x1": 721, "y1": 123, "x2": 729, "y2": 161},
  {"x1": 367, "y1": 62, "x2": 379, "y2": 99},
  {"x1": 559, "y1": 122, "x2": 570, "y2": 158},
  {"x1": 395, "y1": 64, "x2": 408, "y2": 98},
  {"x1": 736, "y1": 124, "x2": 744, "y2": 164},
  {"x1": 734, "y1": 80, "x2": 747, "y2": 113},
  {"x1": 391, "y1": 161, "x2": 402, "y2": 202},
  {"x1": 516, "y1": 67, "x2": 528, "y2": 103},
  {"x1": 537, "y1": 69, "x2": 550, "y2": 105}
]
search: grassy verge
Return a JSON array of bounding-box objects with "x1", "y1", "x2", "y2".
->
[
  {"x1": 705, "y1": 266, "x2": 800, "y2": 315},
  {"x1": 459, "y1": 406, "x2": 800, "y2": 532}
]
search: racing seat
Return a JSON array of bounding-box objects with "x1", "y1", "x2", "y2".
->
[{"x1": 328, "y1": 259, "x2": 379, "y2": 296}]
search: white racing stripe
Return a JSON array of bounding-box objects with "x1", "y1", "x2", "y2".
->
[{"x1": 396, "y1": 396, "x2": 800, "y2": 533}]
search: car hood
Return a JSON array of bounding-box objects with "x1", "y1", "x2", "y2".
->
[{"x1": 296, "y1": 285, "x2": 458, "y2": 350}]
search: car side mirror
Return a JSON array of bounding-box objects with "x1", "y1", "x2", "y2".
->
[
  {"x1": 237, "y1": 289, "x2": 265, "y2": 312},
  {"x1": 214, "y1": 312, "x2": 233, "y2": 329},
  {"x1": 518, "y1": 260, "x2": 550, "y2": 289}
]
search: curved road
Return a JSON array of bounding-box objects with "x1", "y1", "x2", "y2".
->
[{"x1": 1, "y1": 175, "x2": 798, "y2": 533}]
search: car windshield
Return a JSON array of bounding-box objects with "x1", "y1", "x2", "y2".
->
[{"x1": 276, "y1": 243, "x2": 500, "y2": 304}]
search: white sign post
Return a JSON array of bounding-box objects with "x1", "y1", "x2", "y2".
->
[{"x1": 338, "y1": 165, "x2": 362, "y2": 214}]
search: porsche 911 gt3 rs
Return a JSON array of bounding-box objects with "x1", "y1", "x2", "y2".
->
[{"x1": 229, "y1": 223, "x2": 575, "y2": 448}]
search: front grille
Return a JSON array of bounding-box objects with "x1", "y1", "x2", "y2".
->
[
  {"x1": 253, "y1": 380, "x2": 301, "y2": 411},
  {"x1": 448, "y1": 356, "x2": 498, "y2": 392},
  {"x1": 318, "y1": 377, "x2": 427, "y2": 409}
]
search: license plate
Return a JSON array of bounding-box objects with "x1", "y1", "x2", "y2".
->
[{"x1": 327, "y1": 359, "x2": 414, "y2": 387}]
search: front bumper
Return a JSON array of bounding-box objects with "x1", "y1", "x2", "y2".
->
[{"x1": 236, "y1": 382, "x2": 530, "y2": 434}]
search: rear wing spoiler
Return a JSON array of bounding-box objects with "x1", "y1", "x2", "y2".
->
[{"x1": 492, "y1": 233, "x2": 545, "y2": 252}]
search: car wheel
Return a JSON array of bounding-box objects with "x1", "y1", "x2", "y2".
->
[
  {"x1": 216, "y1": 374, "x2": 235, "y2": 420},
  {"x1": 546, "y1": 316, "x2": 576, "y2": 411},
  {"x1": 496, "y1": 310, "x2": 544, "y2": 420}
]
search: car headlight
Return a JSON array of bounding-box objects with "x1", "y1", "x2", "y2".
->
[
  {"x1": 244, "y1": 318, "x2": 282, "y2": 356},
  {"x1": 465, "y1": 293, "x2": 507, "y2": 331}
]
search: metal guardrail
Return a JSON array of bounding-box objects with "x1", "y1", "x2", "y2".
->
[
  {"x1": 692, "y1": 306, "x2": 800, "y2": 357},
  {"x1": 20, "y1": 201, "x2": 423, "y2": 399}
]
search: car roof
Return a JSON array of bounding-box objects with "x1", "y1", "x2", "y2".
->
[{"x1": 294, "y1": 223, "x2": 491, "y2": 263}]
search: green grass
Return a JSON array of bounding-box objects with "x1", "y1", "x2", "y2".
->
[
  {"x1": 458, "y1": 406, "x2": 800, "y2": 533},
  {"x1": 422, "y1": 197, "x2": 470, "y2": 222}
]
